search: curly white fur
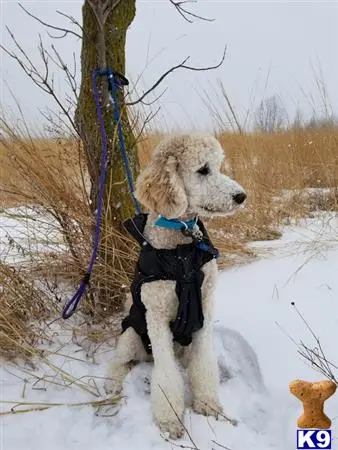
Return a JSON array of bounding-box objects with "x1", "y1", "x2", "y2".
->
[{"x1": 105, "y1": 133, "x2": 246, "y2": 438}]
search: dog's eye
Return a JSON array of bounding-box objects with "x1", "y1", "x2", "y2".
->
[{"x1": 197, "y1": 164, "x2": 210, "y2": 176}]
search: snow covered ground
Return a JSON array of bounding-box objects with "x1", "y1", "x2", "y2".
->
[
  {"x1": 1, "y1": 212, "x2": 337, "y2": 450},
  {"x1": 0, "y1": 206, "x2": 64, "y2": 264}
]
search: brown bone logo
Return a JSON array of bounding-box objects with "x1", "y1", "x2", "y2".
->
[{"x1": 289, "y1": 379, "x2": 337, "y2": 429}]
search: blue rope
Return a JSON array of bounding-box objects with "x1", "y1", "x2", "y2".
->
[
  {"x1": 106, "y1": 68, "x2": 141, "y2": 215},
  {"x1": 62, "y1": 68, "x2": 140, "y2": 319}
]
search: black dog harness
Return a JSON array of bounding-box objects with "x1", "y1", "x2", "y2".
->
[{"x1": 121, "y1": 213, "x2": 219, "y2": 354}]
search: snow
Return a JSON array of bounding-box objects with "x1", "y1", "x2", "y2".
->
[
  {"x1": 0, "y1": 206, "x2": 64, "y2": 264},
  {"x1": 1, "y1": 212, "x2": 338, "y2": 450}
]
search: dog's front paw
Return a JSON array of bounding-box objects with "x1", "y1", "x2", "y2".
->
[
  {"x1": 104, "y1": 361, "x2": 133, "y2": 396},
  {"x1": 104, "y1": 377, "x2": 123, "y2": 396},
  {"x1": 193, "y1": 397, "x2": 223, "y2": 418},
  {"x1": 158, "y1": 419, "x2": 185, "y2": 440}
]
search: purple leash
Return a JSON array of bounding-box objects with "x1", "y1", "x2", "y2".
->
[{"x1": 62, "y1": 69, "x2": 112, "y2": 319}]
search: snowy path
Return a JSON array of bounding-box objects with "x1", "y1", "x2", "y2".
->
[{"x1": 1, "y1": 213, "x2": 338, "y2": 450}]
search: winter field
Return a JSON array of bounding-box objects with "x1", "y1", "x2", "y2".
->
[
  {"x1": 1, "y1": 1, "x2": 337, "y2": 448},
  {"x1": 1, "y1": 206, "x2": 337, "y2": 450},
  {"x1": 0, "y1": 123, "x2": 338, "y2": 450}
]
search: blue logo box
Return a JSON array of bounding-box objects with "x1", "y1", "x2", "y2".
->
[{"x1": 297, "y1": 429, "x2": 332, "y2": 449}]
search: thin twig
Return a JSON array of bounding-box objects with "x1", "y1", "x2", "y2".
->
[
  {"x1": 130, "y1": 107, "x2": 161, "y2": 148},
  {"x1": 127, "y1": 45, "x2": 227, "y2": 106},
  {"x1": 290, "y1": 302, "x2": 338, "y2": 384},
  {"x1": 0, "y1": 396, "x2": 121, "y2": 417},
  {"x1": 56, "y1": 10, "x2": 83, "y2": 32},
  {"x1": 50, "y1": 44, "x2": 78, "y2": 100},
  {"x1": 158, "y1": 384, "x2": 199, "y2": 449},
  {"x1": 136, "y1": 88, "x2": 168, "y2": 107},
  {"x1": 161, "y1": 435, "x2": 197, "y2": 450},
  {"x1": 211, "y1": 441, "x2": 232, "y2": 450},
  {"x1": 18, "y1": 3, "x2": 82, "y2": 40},
  {"x1": 1, "y1": 28, "x2": 80, "y2": 137},
  {"x1": 47, "y1": 30, "x2": 68, "y2": 40},
  {"x1": 169, "y1": 0, "x2": 214, "y2": 23}
]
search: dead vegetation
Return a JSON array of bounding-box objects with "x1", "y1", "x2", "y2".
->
[
  {"x1": 0, "y1": 125, "x2": 136, "y2": 360},
  {"x1": 0, "y1": 123, "x2": 337, "y2": 360},
  {"x1": 0, "y1": 261, "x2": 51, "y2": 360},
  {"x1": 138, "y1": 128, "x2": 338, "y2": 259}
]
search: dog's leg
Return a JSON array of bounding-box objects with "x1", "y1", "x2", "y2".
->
[
  {"x1": 142, "y1": 281, "x2": 185, "y2": 439},
  {"x1": 188, "y1": 318, "x2": 223, "y2": 417},
  {"x1": 188, "y1": 263, "x2": 223, "y2": 418},
  {"x1": 104, "y1": 327, "x2": 147, "y2": 395}
]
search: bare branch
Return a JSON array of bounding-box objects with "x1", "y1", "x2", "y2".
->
[
  {"x1": 169, "y1": 0, "x2": 214, "y2": 23},
  {"x1": 18, "y1": 3, "x2": 82, "y2": 40},
  {"x1": 40, "y1": 107, "x2": 76, "y2": 138},
  {"x1": 38, "y1": 35, "x2": 49, "y2": 84},
  {"x1": 56, "y1": 10, "x2": 83, "y2": 32},
  {"x1": 50, "y1": 45, "x2": 79, "y2": 100},
  {"x1": 0, "y1": 37, "x2": 50, "y2": 95},
  {"x1": 4, "y1": 26, "x2": 39, "y2": 71},
  {"x1": 1, "y1": 27, "x2": 80, "y2": 137},
  {"x1": 136, "y1": 88, "x2": 168, "y2": 107},
  {"x1": 127, "y1": 45, "x2": 226, "y2": 106},
  {"x1": 129, "y1": 106, "x2": 161, "y2": 149},
  {"x1": 125, "y1": 56, "x2": 188, "y2": 106},
  {"x1": 47, "y1": 30, "x2": 68, "y2": 40},
  {"x1": 141, "y1": 106, "x2": 161, "y2": 129}
]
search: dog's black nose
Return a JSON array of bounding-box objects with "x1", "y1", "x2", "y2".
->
[{"x1": 233, "y1": 192, "x2": 247, "y2": 204}]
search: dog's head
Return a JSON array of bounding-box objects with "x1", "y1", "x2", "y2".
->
[{"x1": 135, "y1": 134, "x2": 246, "y2": 219}]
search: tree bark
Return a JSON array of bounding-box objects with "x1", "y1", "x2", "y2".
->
[{"x1": 75, "y1": 0, "x2": 139, "y2": 315}]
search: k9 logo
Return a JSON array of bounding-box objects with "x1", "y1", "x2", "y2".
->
[{"x1": 297, "y1": 429, "x2": 332, "y2": 449}]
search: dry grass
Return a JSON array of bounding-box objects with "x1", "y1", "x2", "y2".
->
[
  {"x1": 0, "y1": 129, "x2": 137, "y2": 359},
  {"x1": 138, "y1": 128, "x2": 338, "y2": 262},
  {"x1": 0, "y1": 262, "x2": 52, "y2": 360},
  {"x1": 0, "y1": 123, "x2": 337, "y2": 360},
  {"x1": 213, "y1": 129, "x2": 338, "y2": 246},
  {"x1": 0, "y1": 137, "x2": 88, "y2": 207},
  {"x1": 1, "y1": 127, "x2": 337, "y2": 265}
]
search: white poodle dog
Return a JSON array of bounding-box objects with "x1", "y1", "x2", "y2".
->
[{"x1": 105, "y1": 134, "x2": 246, "y2": 438}]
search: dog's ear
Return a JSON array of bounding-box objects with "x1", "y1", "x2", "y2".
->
[{"x1": 135, "y1": 153, "x2": 188, "y2": 218}]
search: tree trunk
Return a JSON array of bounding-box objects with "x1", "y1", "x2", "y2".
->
[{"x1": 75, "y1": 0, "x2": 139, "y2": 316}]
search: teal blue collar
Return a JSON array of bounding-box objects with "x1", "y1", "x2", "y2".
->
[{"x1": 155, "y1": 215, "x2": 197, "y2": 231}]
